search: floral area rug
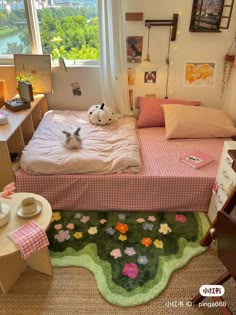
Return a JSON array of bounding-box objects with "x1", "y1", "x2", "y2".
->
[{"x1": 46, "y1": 210, "x2": 209, "y2": 307}]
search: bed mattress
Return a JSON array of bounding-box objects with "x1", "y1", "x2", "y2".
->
[
  {"x1": 20, "y1": 110, "x2": 141, "y2": 175},
  {"x1": 16, "y1": 126, "x2": 227, "y2": 212}
]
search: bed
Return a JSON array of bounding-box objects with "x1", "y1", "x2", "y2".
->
[{"x1": 15, "y1": 108, "x2": 230, "y2": 212}]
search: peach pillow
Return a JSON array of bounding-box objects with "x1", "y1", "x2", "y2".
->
[
  {"x1": 136, "y1": 97, "x2": 200, "y2": 128},
  {"x1": 161, "y1": 104, "x2": 236, "y2": 139}
]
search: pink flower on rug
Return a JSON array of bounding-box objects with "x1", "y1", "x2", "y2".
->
[
  {"x1": 99, "y1": 219, "x2": 107, "y2": 224},
  {"x1": 54, "y1": 224, "x2": 62, "y2": 230},
  {"x1": 122, "y1": 263, "x2": 139, "y2": 279},
  {"x1": 66, "y1": 223, "x2": 74, "y2": 230},
  {"x1": 54, "y1": 230, "x2": 70, "y2": 242},
  {"x1": 175, "y1": 214, "x2": 187, "y2": 223},
  {"x1": 148, "y1": 216, "x2": 156, "y2": 222},
  {"x1": 124, "y1": 247, "x2": 136, "y2": 256},
  {"x1": 110, "y1": 249, "x2": 122, "y2": 259},
  {"x1": 80, "y1": 216, "x2": 90, "y2": 223},
  {"x1": 136, "y1": 218, "x2": 145, "y2": 223}
]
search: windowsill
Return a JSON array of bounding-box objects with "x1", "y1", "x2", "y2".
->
[{"x1": 0, "y1": 56, "x2": 100, "y2": 68}]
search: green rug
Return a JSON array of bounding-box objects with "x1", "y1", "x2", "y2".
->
[{"x1": 46, "y1": 210, "x2": 209, "y2": 306}]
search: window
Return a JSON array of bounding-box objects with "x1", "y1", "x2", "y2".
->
[{"x1": 0, "y1": 0, "x2": 99, "y2": 64}]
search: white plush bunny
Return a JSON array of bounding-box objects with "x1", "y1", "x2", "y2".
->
[
  {"x1": 62, "y1": 127, "x2": 81, "y2": 150},
  {"x1": 88, "y1": 103, "x2": 114, "y2": 125}
]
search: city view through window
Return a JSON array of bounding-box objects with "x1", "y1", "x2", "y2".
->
[{"x1": 0, "y1": 0, "x2": 99, "y2": 61}]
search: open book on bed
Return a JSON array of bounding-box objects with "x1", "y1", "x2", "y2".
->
[{"x1": 181, "y1": 151, "x2": 214, "y2": 169}]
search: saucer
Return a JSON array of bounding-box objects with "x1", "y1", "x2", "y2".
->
[{"x1": 17, "y1": 200, "x2": 43, "y2": 218}]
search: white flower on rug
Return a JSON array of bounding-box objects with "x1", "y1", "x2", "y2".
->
[
  {"x1": 118, "y1": 214, "x2": 126, "y2": 220},
  {"x1": 159, "y1": 223, "x2": 172, "y2": 235},
  {"x1": 88, "y1": 227, "x2": 98, "y2": 235},
  {"x1": 110, "y1": 249, "x2": 122, "y2": 259}
]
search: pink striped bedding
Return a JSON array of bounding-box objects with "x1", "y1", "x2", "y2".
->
[{"x1": 16, "y1": 127, "x2": 227, "y2": 212}]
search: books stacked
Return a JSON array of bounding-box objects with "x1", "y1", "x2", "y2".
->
[{"x1": 181, "y1": 151, "x2": 214, "y2": 169}]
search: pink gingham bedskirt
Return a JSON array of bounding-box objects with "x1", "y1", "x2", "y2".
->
[
  {"x1": 16, "y1": 128, "x2": 227, "y2": 212},
  {"x1": 8, "y1": 221, "x2": 49, "y2": 259}
]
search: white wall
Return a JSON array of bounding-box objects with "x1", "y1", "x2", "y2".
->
[
  {"x1": 125, "y1": 0, "x2": 236, "y2": 109},
  {"x1": 1, "y1": 0, "x2": 235, "y2": 115},
  {"x1": 47, "y1": 65, "x2": 103, "y2": 110}
]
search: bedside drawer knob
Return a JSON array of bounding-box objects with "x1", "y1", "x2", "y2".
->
[
  {"x1": 222, "y1": 170, "x2": 230, "y2": 180},
  {"x1": 225, "y1": 157, "x2": 233, "y2": 165}
]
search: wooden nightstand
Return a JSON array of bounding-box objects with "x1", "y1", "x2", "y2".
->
[{"x1": 208, "y1": 141, "x2": 236, "y2": 223}]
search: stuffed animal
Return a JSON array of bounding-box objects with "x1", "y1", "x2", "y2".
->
[
  {"x1": 62, "y1": 127, "x2": 81, "y2": 150},
  {"x1": 88, "y1": 103, "x2": 114, "y2": 125}
]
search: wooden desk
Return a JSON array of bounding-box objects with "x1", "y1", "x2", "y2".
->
[{"x1": 0, "y1": 193, "x2": 53, "y2": 294}]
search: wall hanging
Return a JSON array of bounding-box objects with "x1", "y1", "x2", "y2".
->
[{"x1": 221, "y1": 34, "x2": 236, "y2": 97}]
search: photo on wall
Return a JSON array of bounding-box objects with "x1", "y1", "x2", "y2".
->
[
  {"x1": 71, "y1": 82, "x2": 81, "y2": 95},
  {"x1": 126, "y1": 36, "x2": 143, "y2": 63},
  {"x1": 184, "y1": 62, "x2": 216, "y2": 87},
  {"x1": 144, "y1": 71, "x2": 157, "y2": 83},
  {"x1": 128, "y1": 68, "x2": 136, "y2": 85}
]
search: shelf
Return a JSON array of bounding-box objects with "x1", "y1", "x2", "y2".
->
[{"x1": 0, "y1": 95, "x2": 47, "y2": 190}]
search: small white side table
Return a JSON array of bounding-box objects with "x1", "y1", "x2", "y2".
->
[{"x1": 0, "y1": 192, "x2": 53, "y2": 294}]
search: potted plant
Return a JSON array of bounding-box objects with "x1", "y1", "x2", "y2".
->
[
  {"x1": 51, "y1": 36, "x2": 67, "y2": 71},
  {"x1": 16, "y1": 73, "x2": 34, "y2": 93}
]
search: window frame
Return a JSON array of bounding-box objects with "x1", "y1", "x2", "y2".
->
[{"x1": 0, "y1": 0, "x2": 99, "y2": 67}]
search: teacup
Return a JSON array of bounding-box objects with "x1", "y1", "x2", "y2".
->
[{"x1": 21, "y1": 197, "x2": 37, "y2": 214}]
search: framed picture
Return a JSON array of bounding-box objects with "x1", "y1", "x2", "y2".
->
[
  {"x1": 189, "y1": 0, "x2": 225, "y2": 32},
  {"x1": 184, "y1": 62, "x2": 216, "y2": 87},
  {"x1": 14, "y1": 54, "x2": 52, "y2": 94},
  {"x1": 126, "y1": 36, "x2": 143, "y2": 63}
]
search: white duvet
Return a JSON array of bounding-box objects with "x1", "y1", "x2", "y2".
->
[{"x1": 20, "y1": 110, "x2": 142, "y2": 175}]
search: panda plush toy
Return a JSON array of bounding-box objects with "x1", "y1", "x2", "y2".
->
[{"x1": 88, "y1": 103, "x2": 114, "y2": 126}]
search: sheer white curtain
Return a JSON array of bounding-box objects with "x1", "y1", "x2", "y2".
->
[{"x1": 98, "y1": 0, "x2": 131, "y2": 116}]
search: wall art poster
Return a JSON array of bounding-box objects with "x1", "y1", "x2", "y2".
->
[
  {"x1": 14, "y1": 54, "x2": 52, "y2": 93},
  {"x1": 184, "y1": 62, "x2": 216, "y2": 87},
  {"x1": 126, "y1": 36, "x2": 143, "y2": 63}
]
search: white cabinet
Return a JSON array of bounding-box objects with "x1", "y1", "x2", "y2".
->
[
  {"x1": 208, "y1": 141, "x2": 236, "y2": 222},
  {"x1": 0, "y1": 95, "x2": 48, "y2": 191}
]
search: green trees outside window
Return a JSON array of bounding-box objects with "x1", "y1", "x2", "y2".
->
[{"x1": 0, "y1": 3, "x2": 99, "y2": 61}]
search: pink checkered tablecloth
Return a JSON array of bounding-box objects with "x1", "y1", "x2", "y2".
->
[{"x1": 8, "y1": 221, "x2": 49, "y2": 259}]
